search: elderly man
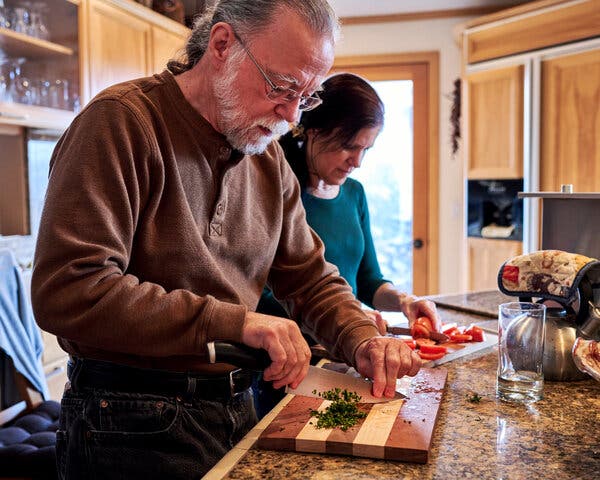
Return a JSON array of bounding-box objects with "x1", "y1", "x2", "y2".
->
[{"x1": 32, "y1": 0, "x2": 421, "y2": 478}]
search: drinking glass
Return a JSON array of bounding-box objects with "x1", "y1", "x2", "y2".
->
[{"x1": 497, "y1": 302, "x2": 546, "y2": 403}]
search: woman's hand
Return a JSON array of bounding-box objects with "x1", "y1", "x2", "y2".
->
[
  {"x1": 401, "y1": 297, "x2": 441, "y2": 331},
  {"x1": 363, "y1": 309, "x2": 388, "y2": 335}
]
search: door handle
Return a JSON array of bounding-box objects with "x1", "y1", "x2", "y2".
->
[{"x1": 413, "y1": 238, "x2": 424, "y2": 249}]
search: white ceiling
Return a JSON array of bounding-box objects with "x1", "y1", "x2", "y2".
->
[{"x1": 329, "y1": 0, "x2": 530, "y2": 18}]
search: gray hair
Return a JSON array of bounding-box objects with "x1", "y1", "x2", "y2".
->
[{"x1": 167, "y1": 0, "x2": 339, "y2": 74}]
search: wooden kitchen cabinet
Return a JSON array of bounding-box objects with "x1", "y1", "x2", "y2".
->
[
  {"x1": 461, "y1": 0, "x2": 600, "y2": 288},
  {"x1": 465, "y1": 65, "x2": 524, "y2": 179},
  {"x1": 468, "y1": 237, "x2": 522, "y2": 291},
  {"x1": 151, "y1": 24, "x2": 187, "y2": 74},
  {"x1": 84, "y1": 0, "x2": 151, "y2": 100},
  {"x1": 540, "y1": 48, "x2": 600, "y2": 192},
  {"x1": 81, "y1": 0, "x2": 189, "y2": 102}
]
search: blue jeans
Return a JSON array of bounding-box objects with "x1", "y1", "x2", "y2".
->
[{"x1": 57, "y1": 360, "x2": 258, "y2": 480}]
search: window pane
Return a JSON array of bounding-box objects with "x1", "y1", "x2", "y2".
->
[{"x1": 351, "y1": 80, "x2": 413, "y2": 293}]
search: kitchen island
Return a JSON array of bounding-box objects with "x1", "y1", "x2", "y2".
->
[{"x1": 203, "y1": 292, "x2": 600, "y2": 480}]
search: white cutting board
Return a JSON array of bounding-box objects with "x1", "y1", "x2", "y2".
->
[{"x1": 385, "y1": 316, "x2": 498, "y2": 366}]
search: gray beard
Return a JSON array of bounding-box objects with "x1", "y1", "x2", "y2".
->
[{"x1": 213, "y1": 53, "x2": 290, "y2": 155}]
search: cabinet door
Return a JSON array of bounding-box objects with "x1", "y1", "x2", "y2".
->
[
  {"x1": 85, "y1": 0, "x2": 151, "y2": 101},
  {"x1": 466, "y1": 65, "x2": 524, "y2": 179},
  {"x1": 540, "y1": 48, "x2": 600, "y2": 192},
  {"x1": 468, "y1": 237, "x2": 522, "y2": 291},
  {"x1": 151, "y1": 25, "x2": 187, "y2": 74}
]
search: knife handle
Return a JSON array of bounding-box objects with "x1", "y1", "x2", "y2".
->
[{"x1": 207, "y1": 341, "x2": 272, "y2": 371}]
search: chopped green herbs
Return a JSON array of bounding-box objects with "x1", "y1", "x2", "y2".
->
[
  {"x1": 466, "y1": 392, "x2": 482, "y2": 403},
  {"x1": 309, "y1": 388, "x2": 367, "y2": 431}
]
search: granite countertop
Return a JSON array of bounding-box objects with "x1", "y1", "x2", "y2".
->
[
  {"x1": 426, "y1": 289, "x2": 514, "y2": 318},
  {"x1": 203, "y1": 293, "x2": 600, "y2": 480}
]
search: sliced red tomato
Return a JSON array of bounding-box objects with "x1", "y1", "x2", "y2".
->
[
  {"x1": 418, "y1": 351, "x2": 446, "y2": 361},
  {"x1": 441, "y1": 323, "x2": 458, "y2": 334},
  {"x1": 443, "y1": 327, "x2": 460, "y2": 337},
  {"x1": 464, "y1": 325, "x2": 485, "y2": 342},
  {"x1": 415, "y1": 338, "x2": 436, "y2": 348},
  {"x1": 450, "y1": 333, "x2": 473, "y2": 343},
  {"x1": 415, "y1": 316, "x2": 433, "y2": 332},
  {"x1": 410, "y1": 323, "x2": 430, "y2": 339},
  {"x1": 419, "y1": 344, "x2": 448, "y2": 354},
  {"x1": 401, "y1": 339, "x2": 416, "y2": 350}
]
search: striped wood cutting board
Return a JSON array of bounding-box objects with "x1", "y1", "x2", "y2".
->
[{"x1": 257, "y1": 366, "x2": 447, "y2": 463}]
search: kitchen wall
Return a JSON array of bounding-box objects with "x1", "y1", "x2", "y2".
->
[{"x1": 335, "y1": 16, "x2": 476, "y2": 294}]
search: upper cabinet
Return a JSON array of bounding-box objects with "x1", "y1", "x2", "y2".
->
[
  {"x1": 0, "y1": 0, "x2": 80, "y2": 130},
  {"x1": 461, "y1": 0, "x2": 600, "y2": 288},
  {"x1": 465, "y1": 64, "x2": 524, "y2": 179},
  {"x1": 540, "y1": 48, "x2": 600, "y2": 192},
  {"x1": 81, "y1": 0, "x2": 189, "y2": 103},
  {"x1": 462, "y1": 0, "x2": 600, "y2": 191},
  {"x1": 1, "y1": 0, "x2": 189, "y2": 127}
]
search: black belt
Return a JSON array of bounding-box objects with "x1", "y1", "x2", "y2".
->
[{"x1": 67, "y1": 357, "x2": 256, "y2": 401}]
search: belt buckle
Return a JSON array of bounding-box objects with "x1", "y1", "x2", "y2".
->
[{"x1": 228, "y1": 368, "x2": 242, "y2": 396}]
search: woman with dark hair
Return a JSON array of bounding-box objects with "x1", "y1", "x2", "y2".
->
[{"x1": 255, "y1": 73, "x2": 440, "y2": 417}]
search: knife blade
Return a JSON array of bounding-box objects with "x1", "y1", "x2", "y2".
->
[
  {"x1": 207, "y1": 341, "x2": 406, "y2": 403},
  {"x1": 387, "y1": 325, "x2": 450, "y2": 343},
  {"x1": 286, "y1": 365, "x2": 407, "y2": 403}
]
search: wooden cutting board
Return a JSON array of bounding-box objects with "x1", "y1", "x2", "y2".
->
[{"x1": 257, "y1": 367, "x2": 447, "y2": 463}]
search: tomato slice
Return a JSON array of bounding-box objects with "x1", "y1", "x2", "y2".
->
[
  {"x1": 415, "y1": 338, "x2": 436, "y2": 348},
  {"x1": 415, "y1": 316, "x2": 433, "y2": 332},
  {"x1": 419, "y1": 344, "x2": 448, "y2": 354},
  {"x1": 410, "y1": 323, "x2": 430, "y2": 339},
  {"x1": 450, "y1": 333, "x2": 473, "y2": 343},
  {"x1": 464, "y1": 325, "x2": 485, "y2": 342},
  {"x1": 418, "y1": 351, "x2": 446, "y2": 360},
  {"x1": 442, "y1": 327, "x2": 460, "y2": 337},
  {"x1": 401, "y1": 339, "x2": 416, "y2": 350},
  {"x1": 441, "y1": 323, "x2": 458, "y2": 334}
]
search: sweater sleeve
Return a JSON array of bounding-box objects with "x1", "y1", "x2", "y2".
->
[
  {"x1": 265, "y1": 156, "x2": 379, "y2": 365},
  {"x1": 354, "y1": 182, "x2": 390, "y2": 307},
  {"x1": 31, "y1": 97, "x2": 246, "y2": 361}
]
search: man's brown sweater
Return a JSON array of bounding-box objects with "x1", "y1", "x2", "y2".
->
[{"x1": 31, "y1": 71, "x2": 378, "y2": 373}]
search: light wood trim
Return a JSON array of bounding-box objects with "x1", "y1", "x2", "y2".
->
[
  {"x1": 465, "y1": 0, "x2": 572, "y2": 27},
  {"x1": 97, "y1": 0, "x2": 189, "y2": 35},
  {"x1": 339, "y1": 6, "x2": 515, "y2": 26},
  {"x1": 465, "y1": 0, "x2": 600, "y2": 63},
  {"x1": 540, "y1": 48, "x2": 600, "y2": 192},
  {"x1": 331, "y1": 53, "x2": 439, "y2": 295}
]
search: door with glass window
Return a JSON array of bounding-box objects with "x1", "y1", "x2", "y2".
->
[{"x1": 330, "y1": 54, "x2": 438, "y2": 295}]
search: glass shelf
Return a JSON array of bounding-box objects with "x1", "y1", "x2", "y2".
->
[
  {"x1": 0, "y1": 101, "x2": 75, "y2": 130},
  {"x1": 0, "y1": 26, "x2": 74, "y2": 58}
]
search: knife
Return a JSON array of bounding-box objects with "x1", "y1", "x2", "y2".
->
[
  {"x1": 207, "y1": 341, "x2": 406, "y2": 403},
  {"x1": 387, "y1": 325, "x2": 450, "y2": 343}
]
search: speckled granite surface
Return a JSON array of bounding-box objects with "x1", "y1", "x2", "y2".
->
[
  {"x1": 426, "y1": 290, "x2": 514, "y2": 318},
  {"x1": 208, "y1": 295, "x2": 600, "y2": 480}
]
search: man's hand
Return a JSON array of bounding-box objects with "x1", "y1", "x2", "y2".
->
[
  {"x1": 242, "y1": 311, "x2": 311, "y2": 390},
  {"x1": 354, "y1": 336, "x2": 421, "y2": 398}
]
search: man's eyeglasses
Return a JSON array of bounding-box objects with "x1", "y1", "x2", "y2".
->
[{"x1": 234, "y1": 33, "x2": 323, "y2": 112}]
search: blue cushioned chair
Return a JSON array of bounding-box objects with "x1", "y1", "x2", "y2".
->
[{"x1": 0, "y1": 362, "x2": 60, "y2": 480}]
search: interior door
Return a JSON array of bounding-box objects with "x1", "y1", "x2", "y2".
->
[{"x1": 330, "y1": 53, "x2": 439, "y2": 295}]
